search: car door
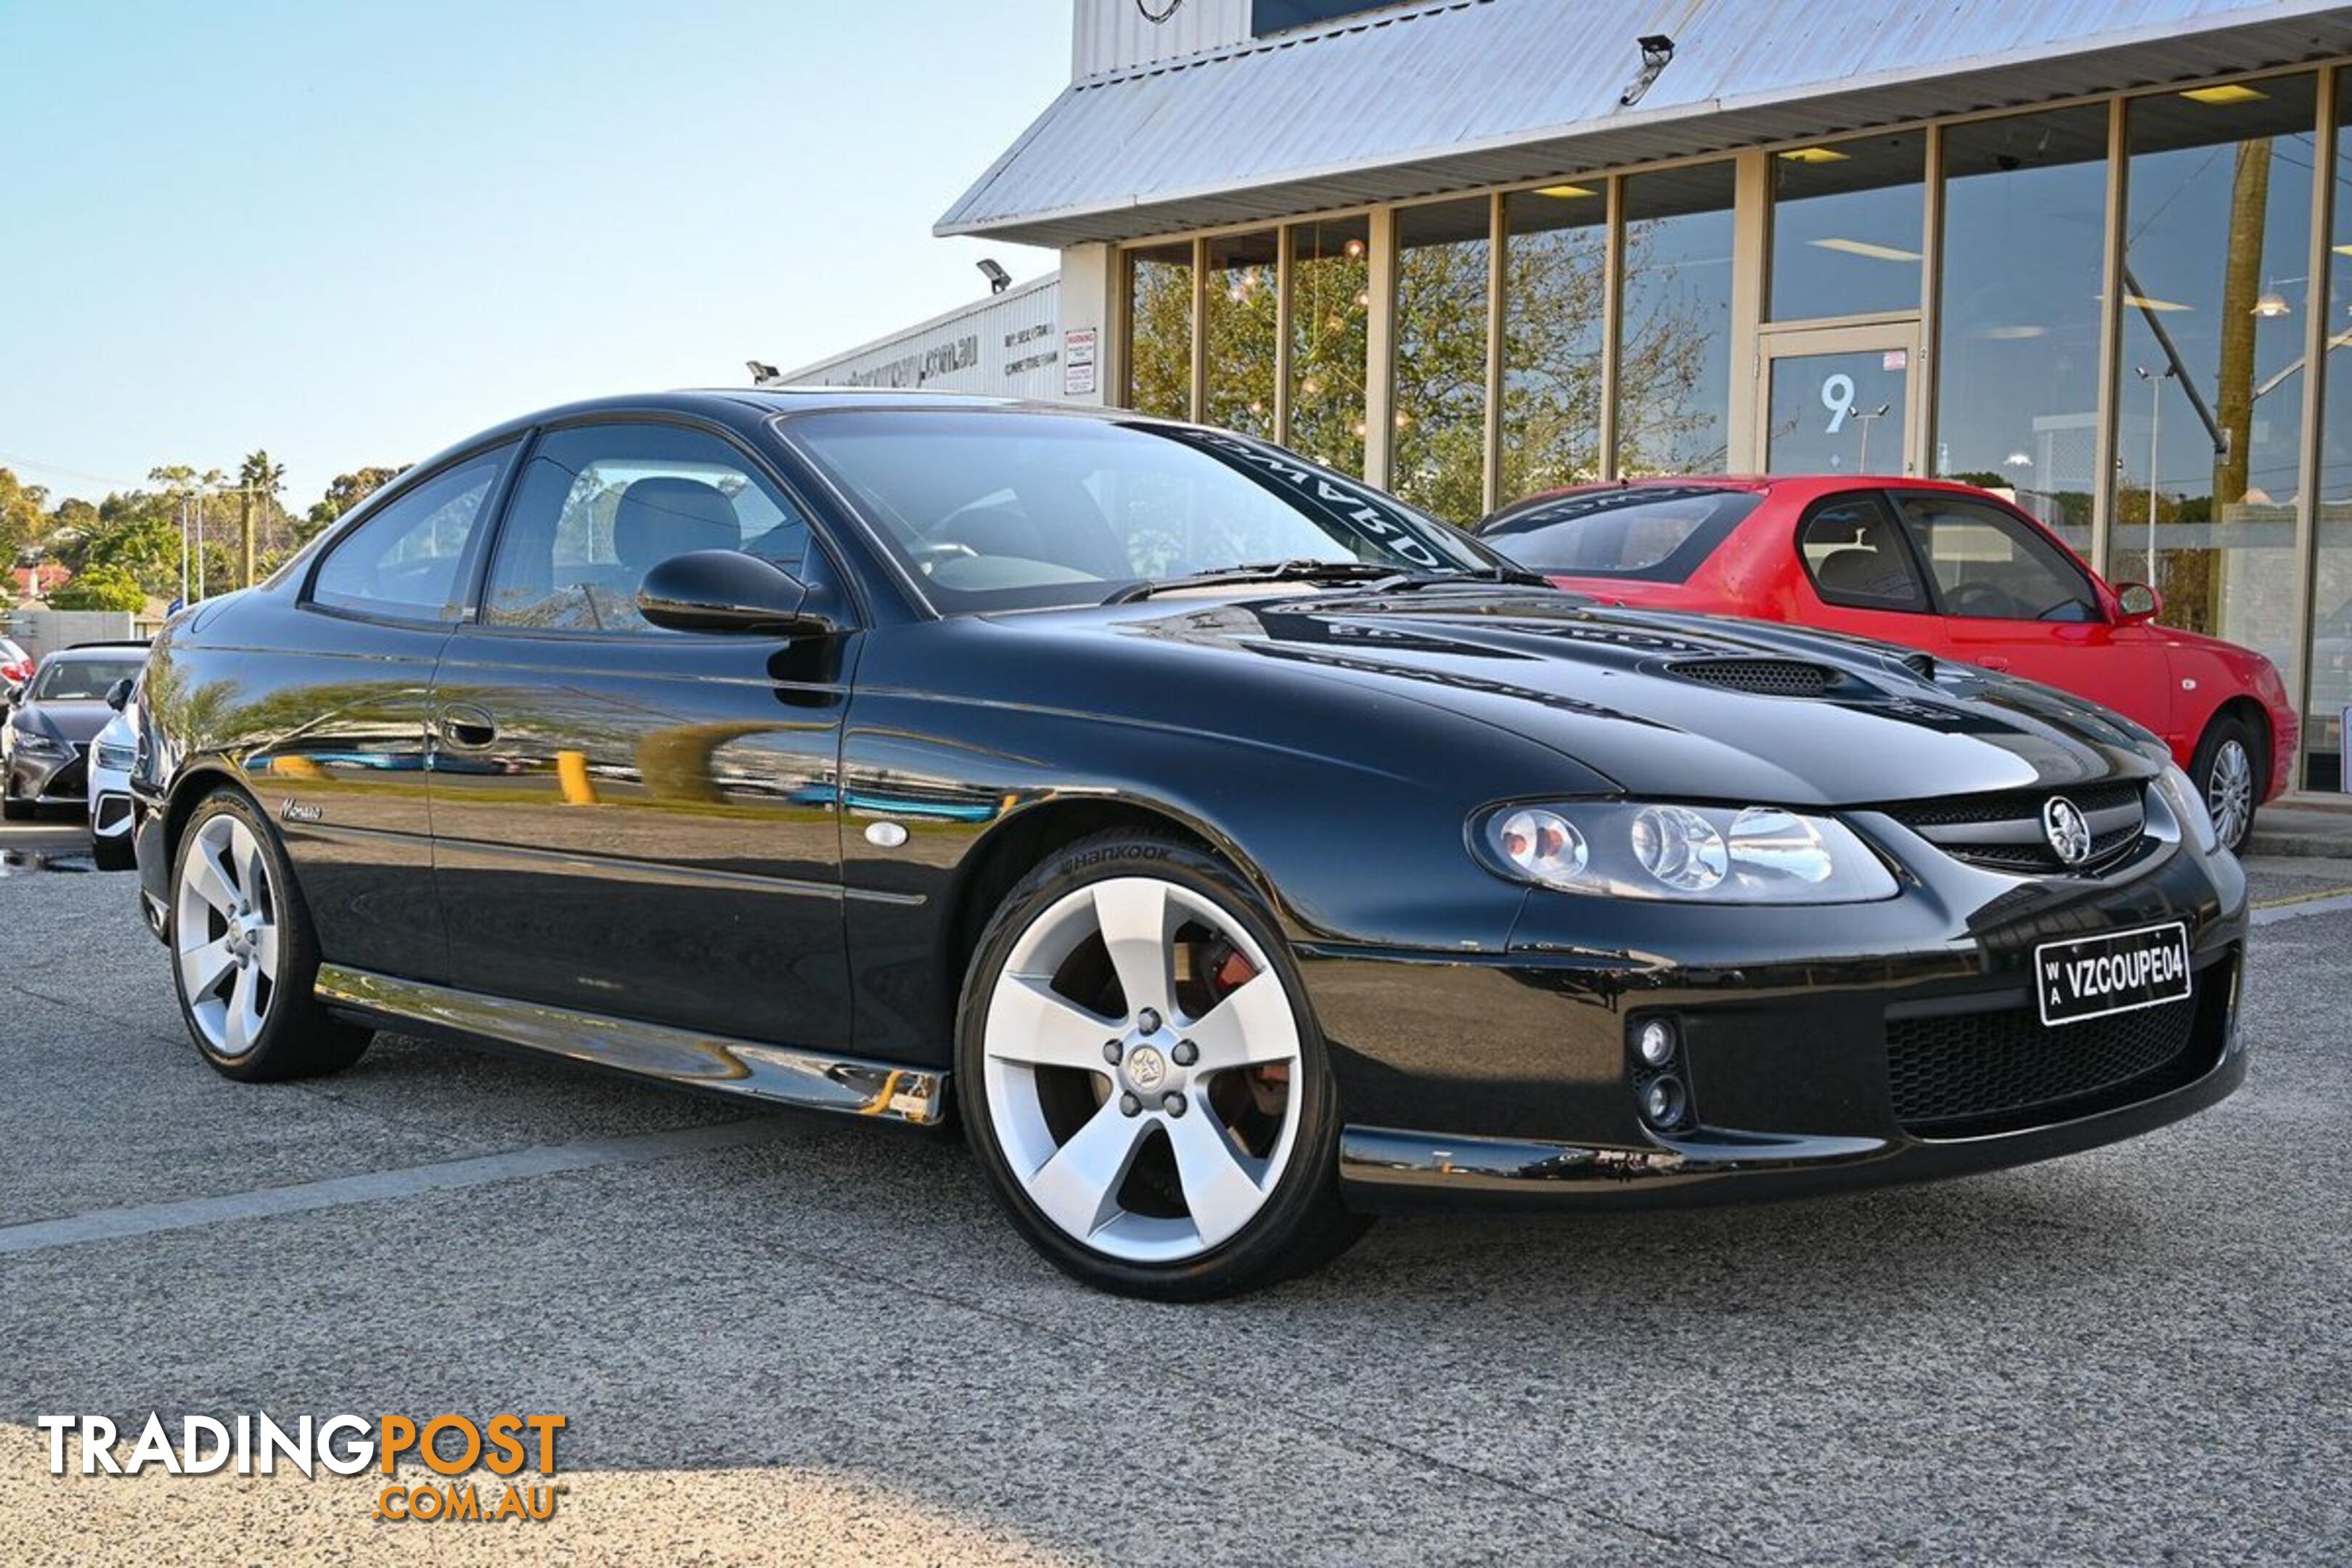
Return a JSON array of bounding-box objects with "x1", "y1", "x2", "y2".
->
[
  {"x1": 1889, "y1": 490, "x2": 2170, "y2": 729},
  {"x1": 426, "y1": 418, "x2": 859, "y2": 1048},
  {"x1": 1788, "y1": 491, "x2": 1952, "y2": 658},
  {"x1": 243, "y1": 438, "x2": 520, "y2": 982}
]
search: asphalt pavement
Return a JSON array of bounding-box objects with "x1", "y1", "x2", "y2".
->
[{"x1": 0, "y1": 814, "x2": 2346, "y2": 1566}]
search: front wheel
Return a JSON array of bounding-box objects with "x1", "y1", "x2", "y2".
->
[
  {"x1": 957, "y1": 832, "x2": 1368, "y2": 1299},
  {"x1": 2190, "y1": 714, "x2": 2261, "y2": 854},
  {"x1": 168, "y1": 790, "x2": 372, "y2": 1081}
]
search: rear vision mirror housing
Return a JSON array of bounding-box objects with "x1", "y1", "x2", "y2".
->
[
  {"x1": 2114, "y1": 581, "x2": 2162, "y2": 624},
  {"x1": 637, "y1": 549, "x2": 835, "y2": 637}
]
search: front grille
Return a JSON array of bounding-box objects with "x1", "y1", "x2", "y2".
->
[
  {"x1": 1887, "y1": 980, "x2": 2212, "y2": 1136},
  {"x1": 1669, "y1": 658, "x2": 1840, "y2": 697},
  {"x1": 1884, "y1": 780, "x2": 2145, "y2": 875}
]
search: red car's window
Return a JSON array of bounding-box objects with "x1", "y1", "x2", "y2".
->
[
  {"x1": 1477, "y1": 487, "x2": 1759, "y2": 581},
  {"x1": 1797, "y1": 495, "x2": 1930, "y2": 612},
  {"x1": 1892, "y1": 494, "x2": 2100, "y2": 622}
]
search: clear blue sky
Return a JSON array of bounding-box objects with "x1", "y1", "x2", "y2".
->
[{"x1": 0, "y1": 0, "x2": 1066, "y2": 507}]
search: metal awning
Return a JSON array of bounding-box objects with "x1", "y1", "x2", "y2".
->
[{"x1": 938, "y1": 0, "x2": 2352, "y2": 246}]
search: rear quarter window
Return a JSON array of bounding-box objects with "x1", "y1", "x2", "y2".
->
[{"x1": 1478, "y1": 488, "x2": 1760, "y2": 581}]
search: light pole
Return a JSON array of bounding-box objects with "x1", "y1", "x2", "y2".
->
[
  {"x1": 2133, "y1": 365, "x2": 2176, "y2": 584},
  {"x1": 1853, "y1": 404, "x2": 1891, "y2": 473}
]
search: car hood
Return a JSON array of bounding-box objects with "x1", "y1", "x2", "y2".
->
[
  {"x1": 20, "y1": 700, "x2": 114, "y2": 744},
  {"x1": 1053, "y1": 587, "x2": 2160, "y2": 806}
]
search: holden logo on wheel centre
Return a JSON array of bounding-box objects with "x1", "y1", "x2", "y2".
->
[
  {"x1": 2042, "y1": 796, "x2": 2092, "y2": 866},
  {"x1": 1126, "y1": 1045, "x2": 1167, "y2": 1090}
]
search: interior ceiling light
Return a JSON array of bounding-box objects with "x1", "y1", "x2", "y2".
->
[
  {"x1": 2105, "y1": 293, "x2": 2193, "y2": 313},
  {"x1": 1809, "y1": 237, "x2": 1921, "y2": 263},
  {"x1": 1980, "y1": 324, "x2": 2049, "y2": 340},
  {"x1": 1535, "y1": 184, "x2": 1599, "y2": 199},
  {"x1": 2179, "y1": 83, "x2": 2269, "y2": 105},
  {"x1": 1778, "y1": 146, "x2": 1850, "y2": 164},
  {"x1": 2253, "y1": 290, "x2": 2291, "y2": 317}
]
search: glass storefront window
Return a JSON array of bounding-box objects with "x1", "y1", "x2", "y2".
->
[
  {"x1": 1617, "y1": 163, "x2": 1735, "y2": 475},
  {"x1": 1770, "y1": 131, "x2": 1924, "y2": 321},
  {"x1": 2308, "y1": 70, "x2": 2352, "y2": 791},
  {"x1": 1936, "y1": 105, "x2": 2112, "y2": 545},
  {"x1": 2119, "y1": 74, "x2": 2314, "y2": 696},
  {"x1": 1289, "y1": 217, "x2": 1371, "y2": 475},
  {"x1": 1125, "y1": 241, "x2": 1194, "y2": 420},
  {"x1": 1203, "y1": 231, "x2": 1279, "y2": 439},
  {"x1": 1498, "y1": 184, "x2": 1607, "y2": 500},
  {"x1": 1393, "y1": 197, "x2": 1492, "y2": 524}
]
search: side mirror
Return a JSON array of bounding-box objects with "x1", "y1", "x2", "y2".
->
[
  {"x1": 637, "y1": 550, "x2": 834, "y2": 637},
  {"x1": 2115, "y1": 581, "x2": 2162, "y2": 624},
  {"x1": 105, "y1": 677, "x2": 135, "y2": 711}
]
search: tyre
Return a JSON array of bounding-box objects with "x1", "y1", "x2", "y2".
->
[
  {"x1": 957, "y1": 830, "x2": 1369, "y2": 1299},
  {"x1": 2189, "y1": 713, "x2": 2261, "y2": 854},
  {"x1": 168, "y1": 789, "x2": 372, "y2": 1081}
]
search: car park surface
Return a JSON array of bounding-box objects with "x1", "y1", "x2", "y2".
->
[{"x1": 0, "y1": 819, "x2": 2348, "y2": 1564}]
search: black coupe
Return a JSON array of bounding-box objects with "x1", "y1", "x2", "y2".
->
[{"x1": 128, "y1": 391, "x2": 2249, "y2": 1297}]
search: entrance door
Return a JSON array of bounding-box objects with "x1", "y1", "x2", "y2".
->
[{"x1": 1757, "y1": 320, "x2": 1921, "y2": 477}]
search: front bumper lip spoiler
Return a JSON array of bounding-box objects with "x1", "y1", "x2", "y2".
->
[{"x1": 1336, "y1": 1041, "x2": 2247, "y2": 1212}]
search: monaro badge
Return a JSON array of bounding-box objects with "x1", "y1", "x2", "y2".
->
[
  {"x1": 2042, "y1": 796, "x2": 2091, "y2": 866},
  {"x1": 282, "y1": 799, "x2": 325, "y2": 824}
]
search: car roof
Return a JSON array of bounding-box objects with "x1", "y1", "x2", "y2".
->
[{"x1": 1486, "y1": 475, "x2": 2041, "y2": 531}]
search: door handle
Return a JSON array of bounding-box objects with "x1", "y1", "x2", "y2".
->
[{"x1": 437, "y1": 703, "x2": 498, "y2": 750}]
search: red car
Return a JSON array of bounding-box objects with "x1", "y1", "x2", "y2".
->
[{"x1": 1475, "y1": 475, "x2": 2295, "y2": 852}]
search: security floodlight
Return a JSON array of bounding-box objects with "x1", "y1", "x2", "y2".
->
[
  {"x1": 977, "y1": 258, "x2": 1013, "y2": 295},
  {"x1": 746, "y1": 360, "x2": 780, "y2": 385},
  {"x1": 1620, "y1": 34, "x2": 1675, "y2": 106}
]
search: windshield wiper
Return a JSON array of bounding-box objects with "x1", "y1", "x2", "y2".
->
[{"x1": 1106, "y1": 559, "x2": 1421, "y2": 603}]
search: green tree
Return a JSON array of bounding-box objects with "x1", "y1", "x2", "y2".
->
[
  {"x1": 302, "y1": 465, "x2": 407, "y2": 542},
  {"x1": 48, "y1": 562, "x2": 146, "y2": 611},
  {"x1": 237, "y1": 449, "x2": 287, "y2": 587},
  {"x1": 0, "y1": 467, "x2": 49, "y2": 562}
]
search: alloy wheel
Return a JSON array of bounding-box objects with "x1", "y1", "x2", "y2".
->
[
  {"x1": 174, "y1": 812, "x2": 281, "y2": 1058},
  {"x1": 981, "y1": 875, "x2": 1304, "y2": 1264},
  {"x1": 2206, "y1": 738, "x2": 2253, "y2": 850}
]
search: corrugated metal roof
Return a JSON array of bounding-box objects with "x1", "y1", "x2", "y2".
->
[{"x1": 939, "y1": 0, "x2": 2352, "y2": 245}]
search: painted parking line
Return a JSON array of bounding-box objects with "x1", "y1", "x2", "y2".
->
[
  {"x1": 0, "y1": 1116, "x2": 791, "y2": 1257},
  {"x1": 2253, "y1": 891, "x2": 2352, "y2": 926}
]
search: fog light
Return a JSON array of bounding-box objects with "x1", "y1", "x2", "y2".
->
[
  {"x1": 1639, "y1": 1074, "x2": 1688, "y2": 1129},
  {"x1": 1635, "y1": 1018, "x2": 1677, "y2": 1067}
]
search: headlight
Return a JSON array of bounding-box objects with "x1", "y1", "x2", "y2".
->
[
  {"x1": 95, "y1": 742, "x2": 137, "y2": 772},
  {"x1": 1478, "y1": 801, "x2": 1898, "y2": 904},
  {"x1": 2155, "y1": 764, "x2": 2220, "y2": 855},
  {"x1": 13, "y1": 729, "x2": 65, "y2": 758}
]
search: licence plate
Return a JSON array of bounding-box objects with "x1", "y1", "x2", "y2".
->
[{"x1": 2035, "y1": 921, "x2": 2192, "y2": 1027}]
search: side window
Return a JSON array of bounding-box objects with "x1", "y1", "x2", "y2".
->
[
  {"x1": 1894, "y1": 494, "x2": 2099, "y2": 622},
  {"x1": 481, "y1": 424, "x2": 819, "y2": 633},
  {"x1": 1797, "y1": 494, "x2": 1929, "y2": 612},
  {"x1": 309, "y1": 444, "x2": 514, "y2": 621}
]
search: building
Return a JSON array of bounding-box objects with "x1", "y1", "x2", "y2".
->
[
  {"x1": 784, "y1": 273, "x2": 1069, "y2": 400},
  {"x1": 807, "y1": 0, "x2": 2352, "y2": 794}
]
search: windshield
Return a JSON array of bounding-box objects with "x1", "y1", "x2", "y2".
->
[
  {"x1": 1479, "y1": 486, "x2": 1760, "y2": 581},
  {"x1": 783, "y1": 409, "x2": 1496, "y2": 612},
  {"x1": 29, "y1": 656, "x2": 142, "y2": 701}
]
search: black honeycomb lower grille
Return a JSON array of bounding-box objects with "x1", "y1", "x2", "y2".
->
[{"x1": 1887, "y1": 978, "x2": 2216, "y2": 1137}]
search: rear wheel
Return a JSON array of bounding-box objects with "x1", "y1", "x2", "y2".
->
[
  {"x1": 957, "y1": 832, "x2": 1368, "y2": 1299},
  {"x1": 2190, "y1": 714, "x2": 2261, "y2": 854},
  {"x1": 168, "y1": 790, "x2": 372, "y2": 1081}
]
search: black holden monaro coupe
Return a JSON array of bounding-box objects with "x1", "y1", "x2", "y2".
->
[{"x1": 129, "y1": 390, "x2": 2249, "y2": 1297}]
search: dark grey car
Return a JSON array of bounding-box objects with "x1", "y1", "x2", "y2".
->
[{"x1": 4, "y1": 645, "x2": 145, "y2": 820}]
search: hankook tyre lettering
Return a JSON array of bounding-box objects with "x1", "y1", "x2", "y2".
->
[{"x1": 125, "y1": 391, "x2": 2251, "y2": 1297}]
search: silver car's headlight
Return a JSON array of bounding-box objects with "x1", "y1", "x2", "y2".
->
[
  {"x1": 2155, "y1": 764, "x2": 2220, "y2": 855},
  {"x1": 1475, "y1": 801, "x2": 1899, "y2": 904}
]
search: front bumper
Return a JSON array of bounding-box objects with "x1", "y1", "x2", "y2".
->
[
  {"x1": 1309, "y1": 827, "x2": 2249, "y2": 1212},
  {"x1": 8, "y1": 745, "x2": 89, "y2": 804}
]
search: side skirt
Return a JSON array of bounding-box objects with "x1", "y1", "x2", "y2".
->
[{"x1": 311, "y1": 964, "x2": 947, "y2": 1126}]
